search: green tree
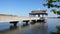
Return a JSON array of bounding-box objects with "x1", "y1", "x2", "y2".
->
[
  {"x1": 43, "y1": 0, "x2": 60, "y2": 16},
  {"x1": 43, "y1": 0, "x2": 60, "y2": 33}
]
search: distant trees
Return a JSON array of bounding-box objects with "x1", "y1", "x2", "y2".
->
[
  {"x1": 0, "y1": 14, "x2": 17, "y2": 16},
  {"x1": 43, "y1": 0, "x2": 60, "y2": 16}
]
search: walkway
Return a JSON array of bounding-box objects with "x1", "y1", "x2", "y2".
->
[{"x1": 0, "y1": 16, "x2": 40, "y2": 22}]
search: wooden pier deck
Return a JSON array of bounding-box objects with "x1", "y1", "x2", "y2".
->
[
  {"x1": 0, "y1": 16, "x2": 40, "y2": 22},
  {"x1": 0, "y1": 16, "x2": 46, "y2": 26}
]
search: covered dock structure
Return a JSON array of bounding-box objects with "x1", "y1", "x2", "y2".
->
[{"x1": 29, "y1": 10, "x2": 48, "y2": 17}]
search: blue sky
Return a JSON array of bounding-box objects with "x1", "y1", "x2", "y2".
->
[{"x1": 0, "y1": 0, "x2": 59, "y2": 17}]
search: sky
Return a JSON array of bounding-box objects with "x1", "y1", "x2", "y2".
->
[{"x1": 0, "y1": 0, "x2": 59, "y2": 17}]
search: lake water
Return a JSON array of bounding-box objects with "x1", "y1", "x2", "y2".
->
[{"x1": 0, "y1": 18, "x2": 60, "y2": 34}]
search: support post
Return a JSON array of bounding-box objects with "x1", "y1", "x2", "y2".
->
[
  {"x1": 38, "y1": 14, "x2": 40, "y2": 17},
  {"x1": 26, "y1": 21, "x2": 28, "y2": 25},
  {"x1": 10, "y1": 21, "x2": 19, "y2": 26},
  {"x1": 23, "y1": 20, "x2": 29, "y2": 25},
  {"x1": 42, "y1": 15, "x2": 44, "y2": 18},
  {"x1": 14, "y1": 23, "x2": 17, "y2": 26},
  {"x1": 30, "y1": 20, "x2": 36, "y2": 24}
]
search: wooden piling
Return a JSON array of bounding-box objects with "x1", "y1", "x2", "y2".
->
[
  {"x1": 23, "y1": 20, "x2": 29, "y2": 25},
  {"x1": 10, "y1": 21, "x2": 19, "y2": 26}
]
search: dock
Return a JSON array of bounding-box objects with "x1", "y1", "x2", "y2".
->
[
  {"x1": 0, "y1": 16, "x2": 41, "y2": 22},
  {"x1": 0, "y1": 10, "x2": 48, "y2": 26}
]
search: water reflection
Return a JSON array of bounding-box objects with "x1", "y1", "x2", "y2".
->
[
  {"x1": 0, "y1": 25, "x2": 19, "y2": 34},
  {"x1": 10, "y1": 25, "x2": 18, "y2": 30},
  {"x1": 51, "y1": 26, "x2": 60, "y2": 34},
  {"x1": 0, "y1": 22, "x2": 48, "y2": 34}
]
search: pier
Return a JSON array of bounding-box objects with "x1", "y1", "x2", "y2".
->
[{"x1": 0, "y1": 10, "x2": 48, "y2": 26}]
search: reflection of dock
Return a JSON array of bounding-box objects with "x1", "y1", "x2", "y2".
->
[{"x1": 0, "y1": 22, "x2": 48, "y2": 34}]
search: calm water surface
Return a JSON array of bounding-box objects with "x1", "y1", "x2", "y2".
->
[{"x1": 0, "y1": 18, "x2": 60, "y2": 34}]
